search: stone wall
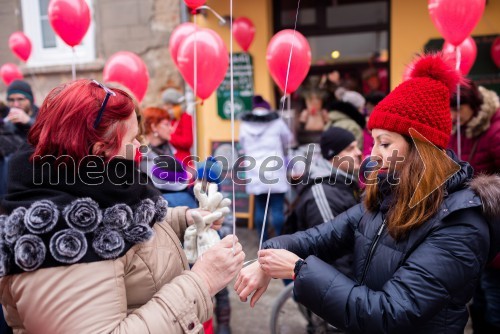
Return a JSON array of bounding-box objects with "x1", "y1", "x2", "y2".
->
[{"x1": 0, "y1": 0, "x2": 183, "y2": 107}]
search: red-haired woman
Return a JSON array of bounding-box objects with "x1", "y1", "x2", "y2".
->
[
  {"x1": 0, "y1": 79, "x2": 244, "y2": 333},
  {"x1": 235, "y1": 55, "x2": 500, "y2": 333},
  {"x1": 140, "y1": 107, "x2": 197, "y2": 209}
]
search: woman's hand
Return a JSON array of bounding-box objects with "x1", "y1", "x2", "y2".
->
[
  {"x1": 191, "y1": 235, "x2": 245, "y2": 296},
  {"x1": 258, "y1": 249, "x2": 301, "y2": 280},
  {"x1": 234, "y1": 261, "x2": 272, "y2": 308}
]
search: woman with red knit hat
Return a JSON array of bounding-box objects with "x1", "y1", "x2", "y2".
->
[{"x1": 235, "y1": 54, "x2": 500, "y2": 333}]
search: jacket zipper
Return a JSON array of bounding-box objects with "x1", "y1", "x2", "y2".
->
[{"x1": 360, "y1": 219, "x2": 386, "y2": 285}]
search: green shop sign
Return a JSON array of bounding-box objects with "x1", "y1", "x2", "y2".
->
[{"x1": 217, "y1": 53, "x2": 254, "y2": 120}]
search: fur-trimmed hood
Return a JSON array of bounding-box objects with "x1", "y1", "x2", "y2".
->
[
  {"x1": 469, "y1": 174, "x2": 500, "y2": 259},
  {"x1": 469, "y1": 174, "x2": 500, "y2": 222},
  {"x1": 456, "y1": 86, "x2": 500, "y2": 138}
]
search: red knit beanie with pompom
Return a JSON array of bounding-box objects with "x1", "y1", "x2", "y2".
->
[{"x1": 368, "y1": 54, "x2": 463, "y2": 148}]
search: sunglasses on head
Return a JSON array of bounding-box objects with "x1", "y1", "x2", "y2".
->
[{"x1": 91, "y1": 79, "x2": 116, "y2": 129}]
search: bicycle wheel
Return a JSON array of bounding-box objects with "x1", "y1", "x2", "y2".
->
[{"x1": 270, "y1": 282, "x2": 309, "y2": 334}]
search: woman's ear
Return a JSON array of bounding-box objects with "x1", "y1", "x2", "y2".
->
[{"x1": 92, "y1": 142, "x2": 107, "y2": 157}]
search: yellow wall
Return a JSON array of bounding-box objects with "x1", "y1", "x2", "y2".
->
[
  {"x1": 195, "y1": 0, "x2": 274, "y2": 158},
  {"x1": 391, "y1": 0, "x2": 500, "y2": 89}
]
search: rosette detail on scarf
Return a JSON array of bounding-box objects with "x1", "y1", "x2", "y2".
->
[{"x1": 0, "y1": 196, "x2": 167, "y2": 277}]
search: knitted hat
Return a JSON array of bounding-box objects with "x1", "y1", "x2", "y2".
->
[
  {"x1": 161, "y1": 88, "x2": 185, "y2": 105},
  {"x1": 368, "y1": 54, "x2": 461, "y2": 149},
  {"x1": 252, "y1": 95, "x2": 271, "y2": 110},
  {"x1": 320, "y1": 127, "x2": 356, "y2": 160},
  {"x1": 7, "y1": 80, "x2": 33, "y2": 104}
]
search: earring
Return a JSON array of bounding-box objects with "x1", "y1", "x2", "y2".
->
[{"x1": 154, "y1": 132, "x2": 159, "y2": 137}]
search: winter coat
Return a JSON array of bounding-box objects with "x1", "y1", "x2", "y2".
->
[
  {"x1": 0, "y1": 146, "x2": 213, "y2": 333},
  {"x1": 294, "y1": 158, "x2": 359, "y2": 231},
  {"x1": 0, "y1": 124, "x2": 24, "y2": 159},
  {"x1": 264, "y1": 160, "x2": 500, "y2": 334},
  {"x1": 0, "y1": 206, "x2": 212, "y2": 334},
  {"x1": 170, "y1": 112, "x2": 193, "y2": 166},
  {"x1": 449, "y1": 86, "x2": 500, "y2": 175},
  {"x1": 239, "y1": 111, "x2": 294, "y2": 195},
  {"x1": 325, "y1": 102, "x2": 366, "y2": 150}
]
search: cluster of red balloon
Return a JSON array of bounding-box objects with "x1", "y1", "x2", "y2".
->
[
  {"x1": 428, "y1": 0, "x2": 485, "y2": 76},
  {"x1": 0, "y1": 32, "x2": 31, "y2": 85},
  {"x1": 169, "y1": 23, "x2": 228, "y2": 101}
]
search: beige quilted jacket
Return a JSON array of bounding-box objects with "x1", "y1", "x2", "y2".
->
[{"x1": 0, "y1": 206, "x2": 213, "y2": 334}]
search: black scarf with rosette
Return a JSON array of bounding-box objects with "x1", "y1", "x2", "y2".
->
[{"x1": 0, "y1": 145, "x2": 169, "y2": 276}]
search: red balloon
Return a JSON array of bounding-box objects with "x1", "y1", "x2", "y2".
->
[
  {"x1": 103, "y1": 52, "x2": 149, "y2": 102},
  {"x1": 48, "y1": 0, "x2": 91, "y2": 47},
  {"x1": 9, "y1": 32, "x2": 32, "y2": 62},
  {"x1": 492, "y1": 37, "x2": 500, "y2": 69},
  {"x1": 233, "y1": 17, "x2": 255, "y2": 52},
  {"x1": 0, "y1": 63, "x2": 23, "y2": 85},
  {"x1": 184, "y1": 0, "x2": 206, "y2": 9},
  {"x1": 428, "y1": 0, "x2": 485, "y2": 46},
  {"x1": 442, "y1": 37, "x2": 477, "y2": 75},
  {"x1": 266, "y1": 30, "x2": 311, "y2": 94},
  {"x1": 177, "y1": 28, "x2": 228, "y2": 100},
  {"x1": 170, "y1": 23, "x2": 197, "y2": 67}
]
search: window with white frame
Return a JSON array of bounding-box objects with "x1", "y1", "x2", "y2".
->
[{"x1": 21, "y1": 0, "x2": 95, "y2": 67}]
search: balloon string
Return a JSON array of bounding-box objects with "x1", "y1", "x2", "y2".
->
[
  {"x1": 196, "y1": 5, "x2": 227, "y2": 25},
  {"x1": 192, "y1": 13, "x2": 198, "y2": 163},
  {"x1": 455, "y1": 46, "x2": 461, "y2": 159},
  {"x1": 71, "y1": 48, "x2": 76, "y2": 80},
  {"x1": 229, "y1": 0, "x2": 237, "y2": 254},
  {"x1": 193, "y1": 14, "x2": 198, "y2": 113},
  {"x1": 258, "y1": 0, "x2": 302, "y2": 252}
]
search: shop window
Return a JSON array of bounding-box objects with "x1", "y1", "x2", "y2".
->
[{"x1": 20, "y1": 0, "x2": 95, "y2": 67}]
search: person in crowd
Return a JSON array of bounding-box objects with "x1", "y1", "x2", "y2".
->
[
  {"x1": 0, "y1": 79, "x2": 244, "y2": 333},
  {"x1": 325, "y1": 88, "x2": 366, "y2": 150},
  {"x1": 239, "y1": 95, "x2": 293, "y2": 242},
  {"x1": 0, "y1": 81, "x2": 40, "y2": 199},
  {"x1": 449, "y1": 82, "x2": 500, "y2": 174},
  {"x1": 0, "y1": 102, "x2": 24, "y2": 198},
  {"x1": 448, "y1": 82, "x2": 500, "y2": 333},
  {"x1": 235, "y1": 54, "x2": 500, "y2": 333},
  {"x1": 4, "y1": 80, "x2": 38, "y2": 139},
  {"x1": 298, "y1": 89, "x2": 329, "y2": 140},
  {"x1": 292, "y1": 127, "x2": 361, "y2": 232},
  {"x1": 162, "y1": 88, "x2": 193, "y2": 166},
  {"x1": 363, "y1": 91, "x2": 386, "y2": 159},
  {"x1": 140, "y1": 106, "x2": 196, "y2": 208}
]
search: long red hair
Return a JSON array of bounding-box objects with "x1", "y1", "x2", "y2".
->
[{"x1": 29, "y1": 79, "x2": 136, "y2": 162}]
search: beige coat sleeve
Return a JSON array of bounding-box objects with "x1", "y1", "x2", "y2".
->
[
  {"x1": 0, "y1": 220, "x2": 212, "y2": 334},
  {"x1": 167, "y1": 206, "x2": 193, "y2": 240}
]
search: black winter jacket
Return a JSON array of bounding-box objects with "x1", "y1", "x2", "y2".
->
[
  {"x1": 294, "y1": 166, "x2": 360, "y2": 231},
  {"x1": 263, "y1": 162, "x2": 500, "y2": 333}
]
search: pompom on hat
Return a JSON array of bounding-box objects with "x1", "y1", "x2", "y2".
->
[{"x1": 368, "y1": 53, "x2": 464, "y2": 148}]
